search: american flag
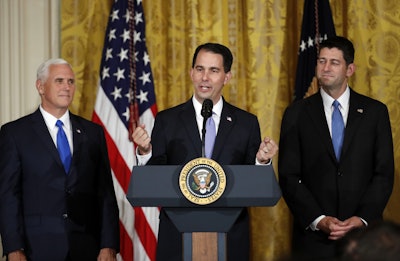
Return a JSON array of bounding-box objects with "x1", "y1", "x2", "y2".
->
[
  {"x1": 92, "y1": 0, "x2": 158, "y2": 260},
  {"x1": 294, "y1": 0, "x2": 336, "y2": 101}
]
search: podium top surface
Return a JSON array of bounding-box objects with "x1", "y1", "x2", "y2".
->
[{"x1": 127, "y1": 164, "x2": 281, "y2": 208}]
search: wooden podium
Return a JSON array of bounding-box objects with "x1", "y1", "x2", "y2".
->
[{"x1": 126, "y1": 165, "x2": 281, "y2": 261}]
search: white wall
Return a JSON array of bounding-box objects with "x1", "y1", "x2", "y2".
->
[{"x1": 0, "y1": 0, "x2": 60, "y2": 258}]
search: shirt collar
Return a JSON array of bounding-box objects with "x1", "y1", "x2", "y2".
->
[
  {"x1": 40, "y1": 105, "x2": 71, "y2": 130},
  {"x1": 192, "y1": 96, "x2": 223, "y2": 118},
  {"x1": 320, "y1": 86, "x2": 350, "y2": 110}
]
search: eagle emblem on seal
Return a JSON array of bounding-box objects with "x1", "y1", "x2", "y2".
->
[{"x1": 191, "y1": 169, "x2": 215, "y2": 194}]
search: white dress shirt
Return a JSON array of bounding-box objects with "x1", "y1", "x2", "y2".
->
[{"x1": 40, "y1": 106, "x2": 73, "y2": 155}]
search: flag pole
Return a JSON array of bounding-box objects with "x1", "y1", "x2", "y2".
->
[{"x1": 128, "y1": 0, "x2": 139, "y2": 141}]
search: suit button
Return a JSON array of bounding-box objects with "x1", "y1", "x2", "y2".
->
[
  {"x1": 338, "y1": 172, "x2": 342, "y2": 176},
  {"x1": 62, "y1": 213, "x2": 68, "y2": 219}
]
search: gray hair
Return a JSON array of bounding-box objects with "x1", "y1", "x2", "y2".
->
[{"x1": 36, "y1": 58, "x2": 72, "y2": 82}]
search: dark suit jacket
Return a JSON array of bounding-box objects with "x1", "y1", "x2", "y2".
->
[
  {"x1": 0, "y1": 109, "x2": 119, "y2": 260},
  {"x1": 148, "y1": 98, "x2": 261, "y2": 261},
  {"x1": 278, "y1": 89, "x2": 394, "y2": 260}
]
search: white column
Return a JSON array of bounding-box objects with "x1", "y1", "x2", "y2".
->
[{"x1": 0, "y1": 0, "x2": 59, "y2": 126}]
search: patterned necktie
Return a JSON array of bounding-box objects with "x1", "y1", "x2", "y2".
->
[
  {"x1": 56, "y1": 120, "x2": 71, "y2": 173},
  {"x1": 332, "y1": 100, "x2": 344, "y2": 160},
  {"x1": 205, "y1": 115, "x2": 216, "y2": 158}
]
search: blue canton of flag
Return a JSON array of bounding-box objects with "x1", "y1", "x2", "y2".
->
[
  {"x1": 294, "y1": 0, "x2": 336, "y2": 101},
  {"x1": 100, "y1": 0, "x2": 156, "y2": 129}
]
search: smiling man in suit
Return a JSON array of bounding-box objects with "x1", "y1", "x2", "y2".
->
[
  {"x1": 0, "y1": 59, "x2": 119, "y2": 260},
  {"x1": 278, "y1": 36, "x2": 394, "y2": 260},
  {"x1": 132, "y1": 42, "x2": 278, "y2": 261}
]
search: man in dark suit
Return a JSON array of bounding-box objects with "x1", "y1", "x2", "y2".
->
[
  {"x1": 0, "y1": 59, "x2": 120, "y2": 260},
  {"x1": 132, "y1": 42, "x2": 278, "y2": 261},
  {"x1": 278, "y1": 36, "x2": 394, "y2": 260}
]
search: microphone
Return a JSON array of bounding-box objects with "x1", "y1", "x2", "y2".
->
[
  {"x1": 201, "y1": 99, "x2": 213, "y2": 119},
  {"x1": 201, "y1": 99, "x2": 213, "y2": 157}
]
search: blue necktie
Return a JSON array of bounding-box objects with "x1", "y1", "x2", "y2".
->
[
  {"x1": 205, "y1": 115, "x2": 216, "y2": 158},
  {"x1": 332, "y1": 100, "x2": 344, "y2": 160},
  {"x1": 56, "y1": 120, "x2": 71, "y2": 173}
]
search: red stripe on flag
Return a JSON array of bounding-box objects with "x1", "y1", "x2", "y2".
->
[
  {"x1": 119, "y1": 220, "x2": 134, "y2": 261},
  {"x1": 150, "y1": 104, "x2": 158, "y2": 117},
  {"x1": 134, "y1": 207, "x2": 157, "y2": 260},
  {"x1": 92, "y1": 112, "x2": 131, "y2": 192}
]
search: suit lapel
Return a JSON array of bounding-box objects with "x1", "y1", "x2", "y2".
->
[
  {"x1": 306, "y1": 94, "x2": 337, "y2": 161},
  {"x1": 341, "y1": 90, "x2": 364, "y2": 160},
  {"x1": 212, "y1": 101, "x2": 235, "y2": 159},
  {"x1": 69, "y1": 114, "x2": 85, "y2": 175},
  {"x1": 31, "y1": 109, "x2": 64, "y2": 167},
  {"x1": 179, "y1": 100, "x2": 202, "y2": 157},
  {"x1": 70, "y1": 115, "x2": 84, "y2": 152}
]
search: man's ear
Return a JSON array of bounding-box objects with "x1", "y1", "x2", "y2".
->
[
  {"x1": 36, "y1": 79, "x2": 44, "y2": 94},
  {"x1": 346, "y1": 63, "x2": 356, "y2": 77},
  {"x1": 224, "y1": 71, "x2": 232, "y2": 85},
  {"x1": 189, "y1": 68, "x2": 194, "y2": 81}
]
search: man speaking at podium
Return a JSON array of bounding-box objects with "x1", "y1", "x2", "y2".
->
[{"x1": 132, "y1": 43, "x2": 278, "y2": 261}]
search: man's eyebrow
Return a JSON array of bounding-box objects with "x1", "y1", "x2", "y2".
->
[
  {"x1": 195, "y1": 65, "x2": 220, "y2": 70},
  {"x1": 318, "y1": 57, "x2": 341, "y2": 62}
]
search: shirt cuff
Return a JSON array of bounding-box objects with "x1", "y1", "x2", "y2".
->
[
  {"x1": 359, "y1": 217, "x2": 368, "y2": 226},
  {"x1": 255, "y1": 158, "x2": 272, "y2": 165},
  {"x1": 136, "y1": 147, "x2": 152, "y2": 165},
  {"x1": 309, "y1": 215, "x2": 326, "y2": 231}
]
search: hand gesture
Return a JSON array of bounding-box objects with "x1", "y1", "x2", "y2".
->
[
  {"x1": 132, "y1": 124, "x2": 152, "y2": 155},
  {"x1": 256, "y1": 137, "x2": 278, "y2": 164},
  {"x1": 317, "y1": 216, "x2": 364, "y2": 240}
]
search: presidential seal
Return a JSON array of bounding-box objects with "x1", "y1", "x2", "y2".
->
[{"x1": 179, "y1": 157, "x2": 226, "y2": 205}]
